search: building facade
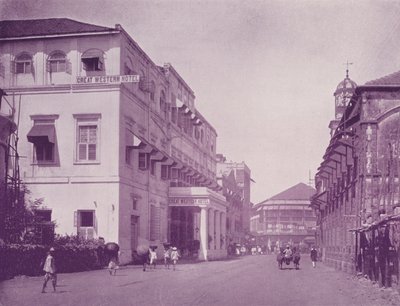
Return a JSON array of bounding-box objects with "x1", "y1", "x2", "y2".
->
[
  {"x1": 0, "y1": 18, "x2": 227, "y2": 263},
  {"x1": 312, "y1": 69, "x2": 400, "y2": 283},
  {"x1": 216, "y1": 155, "x2": 252, "y2": 235},
  {"x1": 216, "y1": 154, "x2": 246, "y2": 249},
  {"x1": 251, "y1": 183, "x2": 316, "y2": 251}
]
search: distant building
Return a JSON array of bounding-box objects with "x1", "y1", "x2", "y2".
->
[
  {"x1": 216, "y1": 154, "x2": 252, "y2": 235},
  {"x1": 0, "y1": 18, "x2": 227, "y2": 262},
  {"x1": 216, "y1": 154, "x2": 246, "y2": 247},
  {"x1": 251, "y1": 183, "x2": 316, "y2": 250}
]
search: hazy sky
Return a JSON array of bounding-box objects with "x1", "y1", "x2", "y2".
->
[{"x1": 2, "y1": 0, "x2": 400, "y2": 203}]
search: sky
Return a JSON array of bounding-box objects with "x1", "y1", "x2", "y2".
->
[{"x1": 2, "y1": 0, "x2": 400, "y2": 203}]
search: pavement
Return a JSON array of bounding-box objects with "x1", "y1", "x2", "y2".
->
[{"x1": 1, "y1": 254, "x2": 400, "y2": 306}]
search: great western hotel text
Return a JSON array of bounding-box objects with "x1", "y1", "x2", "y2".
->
[{"x1": 76, "y1": 75, "x2": 140, "y2": 84}]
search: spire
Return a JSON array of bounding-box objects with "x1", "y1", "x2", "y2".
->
[{"x1": 343, "y1": 61, "x2": 353, "y2": 78}]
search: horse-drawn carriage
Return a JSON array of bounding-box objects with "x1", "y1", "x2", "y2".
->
[{"x1": 276, "y1": 247, "x2": 300, "y2": 270}]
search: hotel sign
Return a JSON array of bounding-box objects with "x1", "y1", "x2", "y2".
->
[
  {"x1": 76, "y1": 75, "x2": 140, "y2": 84},
  {"x1": 169, "y1": 197, "x2": 209, "y2": 206}
]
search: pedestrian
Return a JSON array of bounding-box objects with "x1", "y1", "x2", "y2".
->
[
  {"x1": 108, "y1": 255, "x2": 118, "y2": 275},
  {"x1": 170, "y1": 247, "x2": 180, "y2": 271},
  {"x1": 164, "y1": 246, "x2": 171, "y2": 269},
  {"x1": 149, "y1": 247, "x2": 157, "y2": 269},
  {"x1": 41, "y1": 247, "x2": 57, "y2": 293},
  {"x1": 310, "y1": 246, "x2": 318, "y2": 268}
]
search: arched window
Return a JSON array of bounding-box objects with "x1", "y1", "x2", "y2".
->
[
  {"x1": 48, "y1": 51, "x2": 67, "y2": 73},
  {"x1": 200, "y1": 130, "x2": 204, "y2": 143},
  {"x1": 15, "y1": 53, "x2": 32, "y2": 74},
  {"x1": 81, "y1": 49, "x2": 104, "y2": 71}
]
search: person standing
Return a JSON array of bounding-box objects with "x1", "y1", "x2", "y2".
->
[
  {"x1": 310, "y1": 246, "x2": 318, "y2": 268},
  {"x1": 149, "y1": 247, "x2": 157, "y2": 269},
  {"x1": 41, "y1": 247, "x2": 57, "y2": 293},
  {"x1": 164, "y1": 246, "x2": 171, "y2": 269},
  {"x1": 170, "y1": 247, "x2": 180, "y2": 271},
  {"x1": 108, "y1": 255, "x2": 118, "y2": 275}
]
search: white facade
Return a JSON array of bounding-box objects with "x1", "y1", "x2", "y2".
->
[{"x1": 0, "y1": 19, "x2": 226, "y2": 263}]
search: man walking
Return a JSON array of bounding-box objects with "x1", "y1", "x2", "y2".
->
[{"x1": 310, "y1": 246, "x2": 318, "y2": 268}]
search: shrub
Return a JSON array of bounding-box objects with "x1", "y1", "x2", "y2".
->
[{"x1": 0, "y1": 235, "x2": 107, "y2": 280}]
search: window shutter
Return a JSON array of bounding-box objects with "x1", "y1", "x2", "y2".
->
[
  {"x1": 97, "y1": 58, "x2": 104, "y2": 71},
  {"x1": 45, "y1": 60, "x2": 51, "y2": 73},
  {"x1": 94, "y1": 213, "x2": 97, "y2": 234},
  {"x1": 87, "y1": 228, "x2": 94, "y2": 239},
  {"x1": 66, "y1": 59, "x2": 72, "y2": 74},
  {"x1": 78, "y1": 144, "x2": 87, "y2": 160},
  {"x1": 74, "y1": 211, "x2": 78, "y2": 227}
]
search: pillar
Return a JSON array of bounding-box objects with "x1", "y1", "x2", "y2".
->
[
  {"x1": 221, "y1": 212, "x2": 226, "y2": 249},
  {"x1": 199, "y1": 207, "x2": 208, "y2": 260},
  {"x1": 215, "y1": 211, "x2": 221, "y2": 250},
  {"x1": 208, "y1": 208, "x2": 214, "y2": 250}
]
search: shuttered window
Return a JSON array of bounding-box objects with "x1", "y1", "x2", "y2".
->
[
  {"x1": 74, "y1": 114, "x2": 101, "y2": 163},
  {"x1": 150, "y1": 205, "x2": 160, "y2": 241}
]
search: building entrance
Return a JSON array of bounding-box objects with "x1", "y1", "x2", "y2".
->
[{"x1": 170, "y1": 206, "x2": 200, "y2": 257}]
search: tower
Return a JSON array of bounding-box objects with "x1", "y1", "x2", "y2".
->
[{"x1": 329, "y1": 67, "x2": 357, "y2": 137}]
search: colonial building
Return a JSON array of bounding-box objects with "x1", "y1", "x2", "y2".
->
[
  {"x1": 312, "y1": 69, "x2": 400, "y2": 283},
  {"x1": 0, "y1": 18, "x2": 227, "y2": 263},
  {"x1": 216, "y1": 154, "x2": 246, "y2": 247},
  {"x1": 251, "y1": 183, "x2": 316, "y2": 250},
  {"x1": 216, "y1": 155, "x2": 252, "y2": 235}
]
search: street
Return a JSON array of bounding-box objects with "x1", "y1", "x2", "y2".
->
[{"x1": 1, "y1": 255, "x2": 400, "y2": 306}]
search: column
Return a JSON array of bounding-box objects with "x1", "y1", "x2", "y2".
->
[
  {"x1": 208, "y1": 208, "x2": 214, "y2": 251},
  {"x1": 199, "y1": 207, "x2": 208, "y2": 261},
  {"x1": 215, "y1": 211, "x2": 221, "y2": 250},
  {"x1": 221, "y1": 212, "x2": 227, "y2": 250}
]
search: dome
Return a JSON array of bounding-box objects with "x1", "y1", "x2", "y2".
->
[{"x1": 334, "y1": 77, "x2": 357, "y2": 95}]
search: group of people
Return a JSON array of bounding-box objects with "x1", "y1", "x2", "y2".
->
[
  {"x1": 276, "y1": 244, "x2": 319, "y2": 269},
  {"x1": 40, "y1": 243, "x2": 182, "y2": 293},
  {"x1": 162, "y1": 246, "x2": 180, "y2": 271}
]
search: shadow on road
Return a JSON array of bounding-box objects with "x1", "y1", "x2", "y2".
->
[{"x1": 118, "y1": 281, "x2": 143, "y2": 287}]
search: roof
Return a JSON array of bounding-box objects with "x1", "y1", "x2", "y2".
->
[
  {"x1": 365, "y1": 70, "x2": 400, "y2": 86},
  {"x1": 268, "y1": 183, "x2": 315, "y2": 201},
  {"x1": 0, "y1": 18, "x2": 116, "y2": 39}
]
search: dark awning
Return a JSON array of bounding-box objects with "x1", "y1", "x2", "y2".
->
[{"x1": 27, "y1": 124, "x2": 55, "y2": 143}]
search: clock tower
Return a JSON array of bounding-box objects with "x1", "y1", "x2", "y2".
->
[{"x1": 329, "y1": 68, "x2": 357, "y2": 137}]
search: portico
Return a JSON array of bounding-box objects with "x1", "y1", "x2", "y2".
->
[{"x1": 168, "y1": 187, "x2": 228, "y2": 260}]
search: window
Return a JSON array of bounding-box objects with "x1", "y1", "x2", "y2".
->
[
  {"x1": 27, "y1": 117, "x2": 58, "y2": 164},
  {"x1": 48, "y1": 51, "x2": 67, "y2": 73},
  {"x1": 74, "y1": 114, "x2": 101, "y2": 163},
  {"x1": 78, "y1": 126, "x2": 97, "y2": 161},
  {"x1": 138, "y1": 153, "x2": 149, "y2": 170},
  {"x1": 171, "y1": 168, "x2": 179, "y2": 179},
  {"x1": 81, "y1": 49, "x2": 104, "y2": 71},
  {"x1": 132, "y1": 198, "x2": 138, "y2": 210},
  {"x1": 150, "y1": 160, "x2": 156, "y2": 175},
  {"x1": 80, "y1": 211, "x2": 94, "y2": 227},
  {"x1": 75, "y1": 210, "x2": 95, "y2": 239},
  {"x1": 34, "y1": 210, "x2": 52, "y2": 222},
  {"x1": 15, "y1": 53, "x2": 32, "y2": 74},
  {"x1": 161, "y1": 165, "x2": 169, "y2": 180},
  {"x1": 160, "y1": 90, "x2": 167, "y2": 119}
]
